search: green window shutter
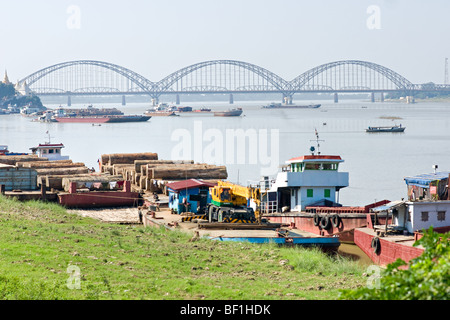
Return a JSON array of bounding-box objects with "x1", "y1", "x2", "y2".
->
[
  {"x1": 324, "y1": 189, "x2": 331, "y2": 198},
  {"x1": 307, "y1": 189, "x2": 313, "y2": 197}
]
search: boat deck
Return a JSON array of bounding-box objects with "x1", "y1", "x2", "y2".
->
[
  {"x1": 142, "y1": 209, "x2": 339, "y2": 246},
  {"x1": 355, "y1": 226, "x2": 421, "y2": 248}
]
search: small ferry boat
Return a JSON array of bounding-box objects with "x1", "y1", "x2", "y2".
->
[
  {"x1": 213, "y1": 108, "x2": 243, "y2": 117},
  {"x1": 262, "y1": 102, "x2": 321, "y2": 109},
  {"x1": 366, "y1": 124, "x2": 405, "y2": 133}
]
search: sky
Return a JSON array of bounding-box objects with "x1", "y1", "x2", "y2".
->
[{"x1": 0, "y1": 0, "x2": 449, "y2": 84}]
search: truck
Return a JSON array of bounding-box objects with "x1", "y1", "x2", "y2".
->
[{"x1": 206, "y1": 181, "x2": 261, "y2": 223}]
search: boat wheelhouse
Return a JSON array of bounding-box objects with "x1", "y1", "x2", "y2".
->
[
  {"x1": 29, "y1": 143, "x2": 69, "y2": 161},
  {"x1": 263, "y1": 153, "x2": 349, "y2": 213}
]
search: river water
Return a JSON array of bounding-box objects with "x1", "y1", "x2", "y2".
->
[{"x1": 1, "y1": 98, "x2": 450, "y2": 208}]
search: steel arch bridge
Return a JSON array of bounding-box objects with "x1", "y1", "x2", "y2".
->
[
  {"x1": 288, "y1": 60, "x2": 415, "y2": 95},
  {"x1": 19, "y1": 59, "x2": 440, "y2": 104}
]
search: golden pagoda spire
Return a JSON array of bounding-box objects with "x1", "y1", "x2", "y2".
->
[{"x1": 3, "y1": 70, "x2": 11, "y2": 85}]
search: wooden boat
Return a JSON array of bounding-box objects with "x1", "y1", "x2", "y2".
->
[
  {"x1": 366, "y1": 125, "x2": 405, "y2": 132},
  {"x1": 213, "y1": 108, "x2": 243, "y2": 117}
]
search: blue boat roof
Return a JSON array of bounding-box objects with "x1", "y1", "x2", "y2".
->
[{"x1": 404, "y1": 171, "x2": 450, "y2": 188}]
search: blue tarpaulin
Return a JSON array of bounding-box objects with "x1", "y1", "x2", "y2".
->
[{"x1": 404, "y1": 172, "x2": 450, "y2": 188}]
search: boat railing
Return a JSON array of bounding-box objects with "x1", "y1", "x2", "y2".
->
[{"x1": 261, "y1": 200, "x2": 278, "y2": 214}]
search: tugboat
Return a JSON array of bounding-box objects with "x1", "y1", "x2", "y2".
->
[{"x1": 261, "y1": 130, "x2": 390, "y2": 243}]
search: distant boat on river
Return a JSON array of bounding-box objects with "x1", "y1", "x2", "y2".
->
[{"x1": 366, "y1": 125, "x2": 405, "y2": 133}]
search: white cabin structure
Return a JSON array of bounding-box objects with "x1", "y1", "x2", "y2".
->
[{"x1": 263, "y1": 154, "x2": 349, "y2": 213}]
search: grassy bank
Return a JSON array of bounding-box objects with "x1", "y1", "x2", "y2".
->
[{"x1": 0, "y1": 196, "x2": 367, "y2": 300}]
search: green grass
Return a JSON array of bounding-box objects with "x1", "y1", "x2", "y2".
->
[{"x1": 0, "y1": 196, "x2": 367, "y2": 300}]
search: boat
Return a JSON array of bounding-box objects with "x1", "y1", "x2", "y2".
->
[
  {"x1": 46, "y1": 106, "x2": 150, "y2": 123},
  {"x1": 366, "y1": 125, "x2": 405, "y2": 132},
  {"x1": 0, "y1": 145, "x2": 27, "y2": 156},
  {"x1": 213, "y1": 108, "x2": 243, "y2": 117},
  {"x1": 29, "y1": 135, "x2": 70, "y2": 161},
  {"x1": 354, "y1": 170, "x2": 450, "y2": 266},
  {"x1": 145, "y1": 103, "x2": 179, "y2": 117},
  {"x1": 53, "y1": 115, "x2": 150, "y2": 123},
  {"x1": 262, "y1": 102, "x2": 321, "y2": 109},
  {"x1": 261, "y1": 131, "x2": 391, "y2": 243}
]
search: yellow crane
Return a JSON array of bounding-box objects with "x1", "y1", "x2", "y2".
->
[{"x1": 207, "y1": 180, "x2": 261, "y2": 223}]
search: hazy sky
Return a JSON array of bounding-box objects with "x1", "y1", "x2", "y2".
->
[{"x1": 0, "y1": 0, "x2": 449, "y2": 84}]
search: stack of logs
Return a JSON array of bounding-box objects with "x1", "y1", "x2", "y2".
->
[
  {"x1": 15, "y1": 159, "x2": 91, "y2": 190},
  {"x1": 99, "y1": 152, "x2": 228, "y2": 194}
]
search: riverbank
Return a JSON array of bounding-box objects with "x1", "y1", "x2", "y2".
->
[{"x1": 0, "y1": 195, "x2": 367, "y2": 300}]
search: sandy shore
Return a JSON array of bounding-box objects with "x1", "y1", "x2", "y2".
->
[{"x1": 67, "y1": 206, "x2": 141, "y2": 224}]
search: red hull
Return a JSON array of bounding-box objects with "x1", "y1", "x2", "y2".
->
[
  {"x1": 354, "y1": 228, "x2": 424, "y2": 266},
  {"x1": 266, "y1": 213, "x2": 390, "y2": 243},
  {"x1": 58, "y1": 181, "x2": 141, "y2": 208},
  {"x1": 55, "y1": 117, "x2": 110, "y2": 123}
]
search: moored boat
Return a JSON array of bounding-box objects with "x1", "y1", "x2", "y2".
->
[
  {"x1": 354, "y1": 170, "x2": 450, "y2": 265},
  {"x1": 366, "y1": 125, "x2": 405, "y2": 132},
  {"x1": 213, "y1": 108, "x2": 243, "y2": 117},
  {"x1": 144, "y1": 103, "x2": 179, "y2": 117},
  {"x1": 261, "y1": 131, "x2": 391, "y2": 243}
]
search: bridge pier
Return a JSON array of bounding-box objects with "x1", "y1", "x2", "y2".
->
[
  {"x1": 229, "y1": 93, "x2": 234, "y2": 104},
  {"x1": 380, "y1": 92, "x2": 384, "y2": 102},
  {"x1": 371, "y1": 92, "x2": 375, "y2": 103},
  {"x1": 122, "y1": 95, "x2": 126, "y2": 106},
  {"x1": 334, "y1": 93, "x2": 338, "y2": 103},
  {"x1": 176, "y1": 94, "x2": 180, "y2": 105},
  {"x1": 67, "y1": 95, "x2": 72, "y2": 107},
  {"x1": 283, "y1": 95, "x2": 293, "y2": 105}
]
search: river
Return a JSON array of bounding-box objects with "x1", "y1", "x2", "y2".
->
[{"x1": 1, "y1": 98, "x2": 450, "y2": 208}]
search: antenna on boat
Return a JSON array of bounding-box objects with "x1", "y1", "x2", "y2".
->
[
  {"x1": 310, "y1": 129, "x2": 324, "y2": 155},
  {"x1": 45, "y1": 131, "x2": 52, "y2": 144}
]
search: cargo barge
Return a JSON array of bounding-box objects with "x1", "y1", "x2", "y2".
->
[
  {"x1": 213, "y1": 108, "x2": 243, "y2": 117},
  {"x1": 53, "y1": 115, "x2": 150, "y2": 123},
  {"x1": 262, "y1": 103, "x2": 321, "y2": 109}
]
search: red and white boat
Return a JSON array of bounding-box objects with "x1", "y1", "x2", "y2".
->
[
  {"x1": 261, "y1": 132, "x2": 390, "y2": 243},
  {"x1": 354, "y1": 170, "x2": 450, "y2": 266}
]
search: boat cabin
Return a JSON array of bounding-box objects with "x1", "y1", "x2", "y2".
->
[
  {"x1": 29, "y1": 143, "x2": 69, "y2": 161},
  {"x1": 0, "y1": 145, "x2": 9, "y2": 155},
  {"x1": 263, "y1": 154, "x2": 349, "y2": 213},
  {"x1": 371, "y1": 170, "x2": 450, "y2": 234}
]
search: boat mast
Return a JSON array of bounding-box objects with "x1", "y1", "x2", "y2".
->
[{"x1": 310, "y1": 129, "x2": 324, "y2": 155}]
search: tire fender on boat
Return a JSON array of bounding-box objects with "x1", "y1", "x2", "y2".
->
[
  {"x1": 371, "y1": 236, "x2": 381, "y2": 254},
  {"x1": 331, "y1": 214, "x2": 341, "y2": 228},
  {"x1": 313, "y1": 214, "x2": 321, "y2": 226},
  {"x1": 320, "y1": 215, "x2": 331, "y2": 230}
]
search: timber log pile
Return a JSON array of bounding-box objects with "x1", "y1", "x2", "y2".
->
[
  {"x1": 99, "y1": 152, "x2": 228, "y2": 194},
  {"x1": 0, "y1": 155, "x2": 44, "y2": 166},
  {"x1": 16, "y1": 159, "x2": 91, "y2": 190}
]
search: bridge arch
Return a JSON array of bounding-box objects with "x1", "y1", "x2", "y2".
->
[
  {"x1": 19, "y1": 60, "x2": 154, "y2": 95},
  {"x1": 289, "y1": 60, "x2": 414, "y2": 93},
  {"x1": 154, "y1": 60, "x2": 291, "y2": 96}
]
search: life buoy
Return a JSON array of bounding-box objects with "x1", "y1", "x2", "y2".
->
[
  {"x1": 331, "y1": 214, "x2": 341, "y2": 228},
  {"x1": 320, "y1": 216, "x2": 331, "y2": 230},
  {"x1": 313, "y1": 214, "x2": 321, "y2": 226},
  {"x1": 371, "y1": 236, "x2": 381, "y2": 254}
]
